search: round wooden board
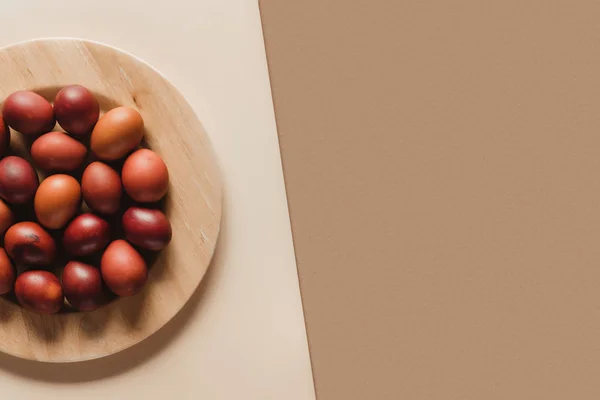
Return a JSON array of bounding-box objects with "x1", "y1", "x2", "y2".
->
[{"x1": 0, "y1": 38, "x2": 222, "y2": 362}]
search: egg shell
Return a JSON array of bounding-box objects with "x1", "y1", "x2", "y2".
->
[
  {"x1": 31, "y1": 131, "x2": 87, "y2": 172},
  {"x1": 4, "y1": 222, "x2": 56, "y2": 265},
  {"x1": 34, "y1": 174, "x2": 81, "y2": 229},
  {"x1": 62, "y1": 261, "x2": 104, "y2": 311},
  {"x1": 81, "y1": 162, "x2": 122, "y2": 214},
  {"x1": 0, "y1": 156, "x2": 39, "y2": 204},
  {"x1": 90, "y1": 106, "x2": 144, "y2": 161},
  {"x1": 0, "y1": 249, "x2": 15, "y2": 295},
  {"x1": 15, "y1": 270, "x2": 63, "y2": 314},
  {"x1": 2, "y1": 91, "x2": 55, "y2": 136},
  {"x1": 122, "y1": 149, "x2": 169, "y2": 203},
  {"x1": 123, "y1": 207, "x2": 172, "y2": 250},
  {"x1": 0, "y1": 115, "x2": 10, "y2": 157},
  {"x1": 101, "y1": 240, "x2": 147, "y2": 297},
  {"x1": 54, "y1": 85, "x2": 100, "y2": 136},
  {"x1": 63, "y1": 213, "x2": 110, "y2": 256},
  {"x1": 0, "y1": 199, "x2": 14, "y2": 237}
]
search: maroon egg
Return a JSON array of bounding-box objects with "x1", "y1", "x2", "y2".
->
[
  {"x1": 0, "y1": 115, "x2": 10, "y2": 157},
  {"x1": 101, "y1": 240, "x2": 147, "y2": 297},
  {"x1": 0, "y1": 156, "x2": 39, "y2": 204},
  {"x1": 62, "y1": 261, "x2": 104, "y2": 311},
  {"x1": 4, "y1": 222, "x2": 56, "y2": 265},
  {"x1": 63, "y1": 213, "x2": 110, "y2": 256},
  {"x1": 0, "y1": 249, "x2": 15, "y2": 295},
  {"x1": 122, "y1": 207, "x2": 172, "y2": 250},
  {"x1": 81, "y1": 162, "x2": 122, "y2": 214},
  {"x1": 54, "y1": 85, "x2": 100, "y2": 136},
  {"x1": 2, "y1": 91, "x2": 55, "y2": 136},
  {"x1": 15, "y1": 270, "x2": 62, "y2": 314}
]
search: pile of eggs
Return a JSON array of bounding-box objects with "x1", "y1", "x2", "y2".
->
[{"x1": 0, "y1": 85, "x2": 171, "y2": 314}]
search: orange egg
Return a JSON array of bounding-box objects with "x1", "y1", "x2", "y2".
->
[
  {"x1": 122, "y1": 149, "x2": 169, "y2": 203},
  {"x1": 0, "y1": 199, "x2": 14, "y2": 236},
  {"x1": 0, "y1": 249, "x2": 15, "y2": 295},
  {"x1": 90, "y1": 106, "x2": 144, "y2": 160},
  {"x1": 101, "y1": 240, "x2": 148, "y2": 297},
  {"x1": 15, "y1": 271, "x2": 63, "y2": 314},
  {"x1": 34, "y1": 174, "x2": 81, "y2": 229}
]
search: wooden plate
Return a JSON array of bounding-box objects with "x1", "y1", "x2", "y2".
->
[{"x1": 0, "y1": 38, "x2": 222, "y2": 362}]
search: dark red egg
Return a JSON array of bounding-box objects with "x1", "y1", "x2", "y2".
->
[
  {"x1": 54, "y1": 85, "x2": 100, "y2": 136},
  {"x1": 81, "y1": 162, "x2": 122, "y2": 214},
  {"x1": 2, "y1": 91, "x2": 55, "y2": 136},
  {"x1": 122, "y1": 207, "x2": 172, "y2": 250},
  {"x1": 62, "y1": 261, "x2": 104, "y2": 311},
  {"x1": 30, "y1": 131, "x2": 87, "y2": 172},
  {"x1": 0, "y1": 156, "x2": 39, "y2": 204},
  {"x1": 63, "y1": 213, "x2": 110, "y2": 256},
  {"x1": 4, "y1": 222, "x2": 56, "y2": 265}
]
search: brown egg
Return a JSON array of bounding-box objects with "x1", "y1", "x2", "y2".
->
[
  {"x1": 90, "y1": 106, "x2": 144, "y2": 161},
  {"x1": 54, "y1": 85, "x2": 100, "y2": 136},
  {"x1": 0, "y1": 199, "x2": 13, "y2": 237},
  {"x1": 63, "y1": 213, "x2": 110, "y2": 256},
  {"x1": 0, "y1": 156, "x2": 39, "y2": 204},
  {"x1": 0, "y1": 115, "x2": 10, "y2": 157},
  {"x1": 5, "y1": 222, "x2": 56, "y2": 265},
  {"x1": 0, "y1": 249, "x2": 15, "y2": 294},
  {"x1": 123, "y1": 207, "x2": 172, "y2": 250},
  {"x1": 2, "y1": 91, "x2": 55, "y2": 136},
  {"x1": 81, "y1": 162, "x2": 122, "y2": 214},
  {"x1": 62, "y1": 261, "x2": 104, "y2": 311},
  {"x1": 101, "y1": 240, "x2": 147, "y2": 297},
  {"x1": 122, "y1": 149, "x2": 169, "y2": 203},
  {"x1": 30, "y1": 131, "x2": 87, "y2": 172},
  {"x1": 15, "y1": 270, "x2": 63, "y2": 314},
  {"x1": 34, "y1": 174, "x2": 81, "y2": 229}
]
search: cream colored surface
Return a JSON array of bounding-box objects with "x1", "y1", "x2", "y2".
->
[
  {"x1": 0, "y1": 39, "x2": 222, "y2": 362},
  {"x1": 0, "y1": 1, "x2": 314, "y2": 399}
]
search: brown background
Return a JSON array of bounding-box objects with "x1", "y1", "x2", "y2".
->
[{"x1": 261, "y1": 0, "x2": 600, "y2": 399}]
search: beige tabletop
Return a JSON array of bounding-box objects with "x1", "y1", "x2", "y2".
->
[{"x1": 0, "y1": 1, "x2": 315, "y2": 399}]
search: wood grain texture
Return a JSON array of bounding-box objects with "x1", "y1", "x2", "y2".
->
[{"x1": 0, "y1": 38, "x2": 222, "y2": 362}]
